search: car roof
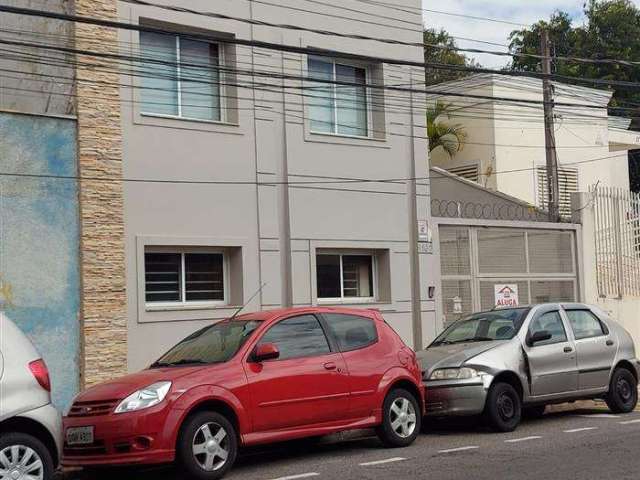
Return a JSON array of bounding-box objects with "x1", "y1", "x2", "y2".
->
[{"x1": 234, "y1": 306, "x2": 381, "y2": 322}]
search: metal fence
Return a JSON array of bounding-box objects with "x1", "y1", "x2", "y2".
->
[{"x1": 592, "y1": 186, "x2": 640, "y2": 298}]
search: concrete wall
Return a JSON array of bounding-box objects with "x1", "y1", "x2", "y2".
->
[
  {"x1": 0, "y1": 111, "x2": 80, "y2": 409},
  {"x1": 0, "y1": 0, "x2": 75, "y2": 116},
  {"x1": 118, "y1": 0, "x2": 435, "y2": 370}
]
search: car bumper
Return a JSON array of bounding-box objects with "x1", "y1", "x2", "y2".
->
[
  {"x1": 61, "y1": 407, "x2": 176, "y2": 467},
  {"x1": 424, "y1": 380, "x2": 488, "y2": 417},
  {"x1": 20, "y1": 403, "x2": 63, "y2": 463}
]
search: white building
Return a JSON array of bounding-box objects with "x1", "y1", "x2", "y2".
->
[{"x1": 429, "y1": 74, "x2": 640, "y2": 216}]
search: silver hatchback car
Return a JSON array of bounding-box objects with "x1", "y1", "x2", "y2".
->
[
  {"x1": 418, "y1": 303, "x2": 640, "y2": 432},
  {"x1": 0, "y1": 313, "x2": 62, "y2": 480}
]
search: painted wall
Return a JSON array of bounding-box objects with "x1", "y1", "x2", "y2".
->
[
  {"x1": 0, "y1": 111, "x2": 80, "y2": 409},
  {"x1": 119, "y1": 0, "x2": 434, "y2": 370}
]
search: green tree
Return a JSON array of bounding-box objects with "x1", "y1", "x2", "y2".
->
[
  {"x1": 427, "y1": 101, "x2": 467, "y2": 157},
  {"x1": 424, "y1": 28, "x2": 480, "y2": 85}
]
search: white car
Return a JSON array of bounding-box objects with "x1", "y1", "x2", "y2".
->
[{"x1": 0, "y1": 313, "x2": 62, "y2": 480}]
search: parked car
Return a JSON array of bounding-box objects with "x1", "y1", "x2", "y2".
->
[
  {"x1": 0, "y1": 313, "x2": 62, "y2": 480},
  {"x1": 418, "y1": 303, "x2": 640, "y2": 432},
  {"x1": 62, "y1": 307, "x2": 424, "y2": 480}
]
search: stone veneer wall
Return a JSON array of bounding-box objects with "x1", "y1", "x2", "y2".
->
[{"x1": 74, "y1": 0, "x2": 127, "y2": 386}]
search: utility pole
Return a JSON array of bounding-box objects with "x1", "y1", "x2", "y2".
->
[{"x1": 540, "y1": 29, "x2": 561, "y2": 222}]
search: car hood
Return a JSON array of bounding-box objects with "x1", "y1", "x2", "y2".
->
[
  {"x1": 417, "y1": 341, "x2": 501, "y2": 374},
  {"x1": 75, "y1": 366, "x2": 204, "y2": 402}
]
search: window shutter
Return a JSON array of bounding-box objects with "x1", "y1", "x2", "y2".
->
[
  {"x1": 446, "y1": 164, "x2": 480, "y2": 183},
  {"x1": 537, "y1": 167, "x2": 578, "y2": 218}
]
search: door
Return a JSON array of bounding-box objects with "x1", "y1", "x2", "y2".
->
[
  {"x1": 245, "y1": 314, "x2": 349, "y2": 432},
  {"x1": 564, "y1": 308, "x2": 617, "y2": 391},
  {"x1": 524, "y1": 308, "x2": 578, "y2": 397},
  {"x1": 322, "y1": 313, "x2": 383, "y2": 419}
]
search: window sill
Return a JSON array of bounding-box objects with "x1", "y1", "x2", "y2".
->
[
  {"x1": 134, "y1": 112, "x2": 243, "y2": 135},
  {"x1": 146, "y1": 303, "x2": 238, "y2": 313},
  {"x1": 305, "y1": 131, "x2": 390, "y2": 149}
]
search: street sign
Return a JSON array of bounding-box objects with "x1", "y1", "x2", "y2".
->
[{"x1": 494, "y1": 284, "x2": 519, "y2": 307}]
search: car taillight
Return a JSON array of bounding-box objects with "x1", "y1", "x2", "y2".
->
[{"x1": 29, "y1": 359, "x2": 51, "y2": 392}]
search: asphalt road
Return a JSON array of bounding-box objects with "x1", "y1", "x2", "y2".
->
[{"x1": 67, "y1": 406, "x2": 640, "y2": 480}]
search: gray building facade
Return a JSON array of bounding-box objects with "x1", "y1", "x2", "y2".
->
[{"x1": 119, "y1": 0, "x2": 436, "y2": 370}]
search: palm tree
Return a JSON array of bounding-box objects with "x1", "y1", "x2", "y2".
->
[{"x1": 427, "y1": 101, "x2": 467, "y2": 157}]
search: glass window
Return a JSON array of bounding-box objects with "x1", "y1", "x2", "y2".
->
[
  {"x1": 432, "y1": 308, "x2": 529, "y2": 345},
  {"x1": 528, "y1": 311, "x2": 567, "y2": 346},
  {"x1": 259, "y1": 315, "x2": 331, "y2": 360},
  {"x1": 140, "y1": 32, "x2": 221, "y2": 121},
  {"x1": 324, "y1": 314, "x2": 378, "y2": 352},
  {"x1": 317, "y1": 254, "x2": 374, "y2": 300},
  {"x1": 145, "y1": 251, "x2": 225, "y2": 304},
  {"x1": 308, "y1": 57, "x2": 368, "y2": 137},
  {"x1": 566, "y1": 310, "x2": 606, "y2": 340},
  {"x1": 152, "y1": 320, "x2": 261, "y2": 366}
]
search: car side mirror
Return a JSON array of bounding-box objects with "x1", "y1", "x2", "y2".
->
[
  {"x1": 529, "y1": 330, "x2": 552, "y2": 346},
  {"x1": 253, "y1": 343, "x2": 280, "y2": 362}
]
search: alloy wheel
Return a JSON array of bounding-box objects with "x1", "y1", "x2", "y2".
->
[
  {"x1": 192, "y1": 422, "x2": 230, "y2": 472},
  {"x1": 389, "y1": 397, "x2": 417, "y2": 438},
  {"x1": 0, "y1": 445, "x2": 44, "y2": 480}
]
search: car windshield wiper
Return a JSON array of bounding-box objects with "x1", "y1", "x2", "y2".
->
[
  {"x1": 150, "y1": 359, "x2": 209, "y2": 368},
  {"x1": 431, "y1": 339, "x2": 455, "y2": 346},
  {"x1": 447, "y1": 337, "x2": 495, "y2": 344}
]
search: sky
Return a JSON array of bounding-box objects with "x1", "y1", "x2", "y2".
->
[{"x1": 422, "y1": 0, "x2": 640, "y2": 68}]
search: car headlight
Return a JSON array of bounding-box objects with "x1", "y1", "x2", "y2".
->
[
  {"x1": 114, "y1": 381, "x2": 172, "y2": 414},
  {"x1": 429, "y1": 367, "x2": 482, "y2": 381}
]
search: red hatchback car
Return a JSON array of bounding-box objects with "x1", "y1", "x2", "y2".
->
[{"x1": 63, "y1": 307, "x2": 424, "y2": 479}]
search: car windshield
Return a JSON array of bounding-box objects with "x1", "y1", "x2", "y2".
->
[
  {"x1": 151, "y1": 319, "x2": 262, "y2": 367},
  {"x1": 431, "y1": 308, "x2": 530, "y2": 346}
]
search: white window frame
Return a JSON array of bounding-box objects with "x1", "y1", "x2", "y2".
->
[
  {"x1": 140, "y1": 34, "x2": 226, "y2": 123},
  {"x1": 316, "y1": 252, "x2": 377, "y2": 304},
  {"x1": 144, "y1": 247, "x2": 229, "y2": 309},
  {"x1": 307, "y1": 56, "x2": 372, "y2": 139}
]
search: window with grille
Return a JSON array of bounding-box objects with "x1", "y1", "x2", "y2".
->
[
  {"x1": 140, "y1": 31, "x2": 222, "y2": 121},
  {"x1": 316, "y1": 253, "x2": 375, "y2": 301},
  {"x1": 446, "y1": 164, "x2": 480, "y2": 183},
  {"x1": 145, "y1": 250, "x2": 226, "y2": 305},
  {"x1": 537, "y1": 167, "x2": 578, "y2": 218}
]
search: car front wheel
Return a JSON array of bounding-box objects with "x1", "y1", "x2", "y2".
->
[
  {"x1": 484, "y1": 382, "x2": 522, "y2": 432},
  {"x1": 0, "y1": 432, "x2": 54, "y2": 480},
  {"x1": 177, "y1": 411, "x2": 238, "y2": 480},
  {"x1": 606, "y1": 368, "x2": 638, "y2": 414},
  {"x1": 376, "y1": 388, "x2": 421, "y2": 447}
]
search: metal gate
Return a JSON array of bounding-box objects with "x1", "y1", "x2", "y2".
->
[{"x1": 438, "y1": 223, "x2": 579, "y2": 326}]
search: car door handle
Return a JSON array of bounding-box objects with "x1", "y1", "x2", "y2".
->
[
  {"x1": 606, "y1": 340, "x2": 615, "y2": 347},
  {"x1": 564, "y1": 346, "x2": 574, "y2": 353},
  {"x1": 323, "y1": 362, "x2": 337, "y2": 371}
]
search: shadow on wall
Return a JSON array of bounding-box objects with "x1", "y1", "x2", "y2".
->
[{"x1": 0, "y1": 111, "x2": 80, "y2": 410}]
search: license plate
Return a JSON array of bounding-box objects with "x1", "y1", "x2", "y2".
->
[{"x1": 66, "y1": 426, "x2": 94, "y2": 446}]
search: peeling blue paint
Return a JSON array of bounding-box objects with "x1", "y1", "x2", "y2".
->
[{"x1": 0, "y1": 112, "x2": 80, "y2": 410}]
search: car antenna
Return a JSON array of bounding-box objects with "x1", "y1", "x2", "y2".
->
[{"x1": 229, "y1": 283, "x2": 267, "y2": 320}]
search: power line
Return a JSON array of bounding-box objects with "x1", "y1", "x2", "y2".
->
[{"x1": 4, "y1": 3, "x2": 640, "y2": 94}]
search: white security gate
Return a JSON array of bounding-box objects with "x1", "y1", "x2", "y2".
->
[{"x1": 438, "y1": 223, "x2": 579, "y2": 326}]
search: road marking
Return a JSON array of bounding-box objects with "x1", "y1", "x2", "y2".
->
[
  {"x1": 564, "y1": 427, "x2": 598, "y2": 433},
  {"x1": 438, "y1": 446, "x2": 479, "y2": 454},
  {"x1": 578, "y1": 414, "x2": 619, "y2": 418},
  {"x1": 269, "y1": 473, "x2": 320, "y2": 480},
  {"x1": 359, "y1": 457, "x2": 407, "y2": 466},
  {"x1": 504, "y1": 436, "x2": 542, "y2": 443},
  {"x1": 619, "y1": 419, "x2": 640, "y2": 425}
]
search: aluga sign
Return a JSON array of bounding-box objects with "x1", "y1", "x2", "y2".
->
[{"x1": 494, "y1": 285, "x2": 519, "y2": 307}]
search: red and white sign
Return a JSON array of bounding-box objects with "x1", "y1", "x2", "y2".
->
[{"x1": 494, "y1": 284, "x2": 519, "y2": 307}]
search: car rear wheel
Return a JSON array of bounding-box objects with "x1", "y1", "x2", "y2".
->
[
  {"x1": 606, "y1": 368, "x2": 638, "y2": 414},
  {"x1": 177, "y1": 411, "x2": 238, "y2": 480},
  {"x1": 376, "y1": 388, "x2": 421, "y2": 448},
  {"x1": 0, "y1": 432, "x2": 54, "y2": 480},
  {"x1": 484, "y1": 382, "x2": 521, "y2": 432}
]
